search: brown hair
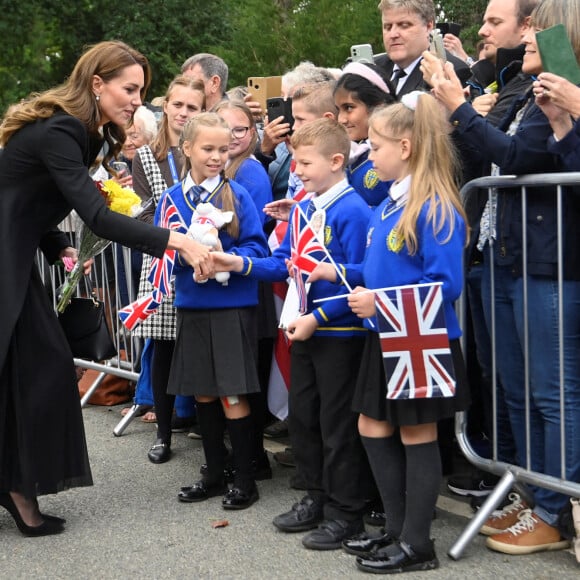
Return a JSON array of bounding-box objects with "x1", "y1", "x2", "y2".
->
[
  {"x1": 369, "y1": 93, "x2": 467, "y2": 254},
  {"x1": 180, "y1": 112, "x2": 240, "y2": 238},
  {"x1": 377, "y1": 0, "x2": 435, "y2": 24},
  {"x1": 212, "y1": 99, "x2": 258, "y2": 180},
  {"x1": 151, "y1": 75, "x2": 206, "y2": 162},
  {"x1": 531, "y1": 0, "x2": 580, "y2": 61},
  {"x1": 0, "y1": 41, "x2": 151, "y2": 171},
  {"x1": 290, "y1": 117, "x2": 351, "y2": 170}
]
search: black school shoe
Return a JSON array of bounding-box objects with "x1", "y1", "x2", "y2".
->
[
  {"x1": 222, "y1": 484, "x2": 259, "y2": 510},
  {"x1": 302, "y1": 518, "x2": 364, "y2": 550},
  {"x1": 342, "y1": 529, "x2": 395, "y2": 556},
  {"x1": 273, "y1": 495, "x2": 325, "y2": 532},
  {"x1": 356, "y1": 539, "x2": 439, "y2": 574},
  {"x1": 147, "y1": 439, "x2": 172, "y2": 464},
  {"x1": 178, "y1": 479, "x2": 227, "y2": 503}
]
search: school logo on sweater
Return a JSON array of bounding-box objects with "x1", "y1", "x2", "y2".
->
[
  {"x1": 364, "y1": 168, "x2": 380, "y2": 190},
  {"x1": 387, "y1": 228, "x2": 404, "y2": 253}
]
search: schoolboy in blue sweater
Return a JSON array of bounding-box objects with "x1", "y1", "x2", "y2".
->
[{"x1": 213, "y1": 118, "x2": 373, "y2": 549}]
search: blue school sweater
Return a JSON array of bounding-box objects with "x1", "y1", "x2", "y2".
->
[
  {"x1": 233, "y1": 157, "x2": 273, "y2": 226},
  {"x1": 239, "y1": 179, "x2": 372, "y2": 337},
  {"x1": 345, "y1": 188, "x2": 466, "y2": 339},
  {"x1": 158, "y1": 179, "x2": 268, "y2": 310},
  {"x1": 347, "y1": 149, "x2": 392, "y2": 208}
]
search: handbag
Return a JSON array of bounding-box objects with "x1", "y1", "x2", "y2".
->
[{"x1": 58, "y1": 294, "x2": 117, "y2": 361}]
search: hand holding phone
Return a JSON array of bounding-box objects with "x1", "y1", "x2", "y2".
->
[{"x1": 266, "y1": 97, "x2": 294, "y2": 136}]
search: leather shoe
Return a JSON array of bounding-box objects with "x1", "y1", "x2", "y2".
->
[
  {"x1": 222, "y1": 485, "x2": 259, "y2": 510},
  {"x1": 342, "y1": 529, "x2": 395, "y2": 556},
  {"x1": 302, "y1": 518, "x2": 364, "y2": 550},
  {"x1": 147, "y1": 439, "x2": 171, "y2": 464},
  {"x1": 273, "y1": 495, "x2": 324, "y2": 532},
  {"x1": 178, "y1": 480, "x2": 226, "y2": 503},
  {"x1": 364, "y1": 509, "x2": 386, "y2": 527},
  {"x1": 355, "y1": 540, "x2": 439, "y2": 573}
]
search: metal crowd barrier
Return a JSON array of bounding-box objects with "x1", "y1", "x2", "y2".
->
[
  {"x1": 42, "y1": 214, "x2": 142, "y2": 419},
  {"x1": 450, "y1": 172, "x2": 580, "y2": 559}
]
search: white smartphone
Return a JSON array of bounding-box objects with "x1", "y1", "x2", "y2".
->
[
  {"x1": 350, "y1": 44, "x2": 374, "y2": 64},
  {"x1": 429, "y1": 30, "x2": 447, "y2": 62},
  {"x1": 111, "y1": 161, "x2": 129, "y2": 177}
]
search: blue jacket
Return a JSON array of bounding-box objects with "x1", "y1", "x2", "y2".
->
[
  {"x1": 450, "y1": 94, "x2": 580, "y2": 279},
  {"x1": 239, "y1": 184, "x2": 372, "y2": 337},
  {"x1": 233, "y1": 157, "x2": 273, "y2": 226},
  {"x1": 158, "y1": 179, "x2": 269, "y2": 310},
  {"x1": 344, "y1": 196, "x2": 466, "y2": 340}
]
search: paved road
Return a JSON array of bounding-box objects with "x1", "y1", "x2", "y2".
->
[{"x1": 1, "y1": 405, "x2": 579, "y2": 579}]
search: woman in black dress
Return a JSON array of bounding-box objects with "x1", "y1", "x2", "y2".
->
[{"x1": 0, "y1": 40, "x2": 211, "y2": 536}]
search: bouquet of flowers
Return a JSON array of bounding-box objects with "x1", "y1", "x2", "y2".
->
[{"x1": 56, "y1": 179, "x2": 145, "y2": 313}]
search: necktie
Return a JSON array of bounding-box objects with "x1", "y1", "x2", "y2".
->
[
  {"x1": 190, "y1": 185, "x2": 205, "y2": 206},
  {"x1": 391, "y1": 68, "x2": 407, "y2": 93}
]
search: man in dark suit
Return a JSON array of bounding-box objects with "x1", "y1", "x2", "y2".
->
[{"x1": 374, "y1": 0, "x2": 470, "y2": 96}]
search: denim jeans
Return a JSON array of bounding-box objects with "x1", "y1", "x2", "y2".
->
[
  {"x1": 466, "y1": 264, "x2": 516, "y2": 465},
  {"x1": 481, "y1": 262, "x2": 580, "y2": 524}
]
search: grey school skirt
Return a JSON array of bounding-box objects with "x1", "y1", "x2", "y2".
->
[{"x1": 167, "y1": 307, "x2": 261, "y2": 398}]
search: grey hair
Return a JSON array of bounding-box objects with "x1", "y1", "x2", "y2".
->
[
  {"x1": 181, "y1": 53, "x2": 229, "y2": 95},
  {"x1": 132, "y1": 105, "x2": 158, "y2": 142},
  {"x1": 282, "y1": 61, "x2": 336, "y2": 95}
]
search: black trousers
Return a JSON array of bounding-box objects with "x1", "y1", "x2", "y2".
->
[{"x1": 289, "y1": 335, "x2": 371, "y2": 521}]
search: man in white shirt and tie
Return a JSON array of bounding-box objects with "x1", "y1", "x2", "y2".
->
[{"x1": 374, "y1": 0, "x2": 470, "y2": 96}]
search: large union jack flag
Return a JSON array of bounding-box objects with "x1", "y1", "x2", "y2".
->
[
  {"x1": 290, "y1": 203, "x2": 327, "y2": 314},
  {"x1": 375, "y1": 283, "x2": 456, "y2": 400}
]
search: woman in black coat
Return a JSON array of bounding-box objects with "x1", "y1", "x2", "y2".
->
[{"x1": 0, "y1": 40, "x2": 211, "y2": 536}]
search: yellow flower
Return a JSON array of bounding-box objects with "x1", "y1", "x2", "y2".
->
[{"x1": 102, "y1": 179, "x2": 142, "y2": 217}]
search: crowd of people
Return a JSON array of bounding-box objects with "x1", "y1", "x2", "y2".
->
[{"x1": 1, "y1": 0, "x2": 580, "y2": 574}]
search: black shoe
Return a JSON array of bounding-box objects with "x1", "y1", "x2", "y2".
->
[
  {"x1": 0, "y1": 493, "x2": 64, "y2": 537},
  {"x1": 263, "y1": 418, "x2": 289, "y2": 439},
  {"x1": 222, "y1": 485, "x2": 259, "y2": 510},
  {"x1": 178, "y1": 479, "x2": 226, "y2": 503},
  {"x1": 447, "y1": 472, "x2": 498, "y2": 497},
  {"x1": 302, "y1": 518, "x2": 364, "y2": 551},
  {"x1": 273, "y1": 495, "x2": 325, "y2": 532},
  {"x1": 274, "y1": 447, "x2": 295, "y2": 467},
  {"x1": 342, "y1": 529, "x2": 395, "y2": 556},
  {"x1": 187, "y1": 423, "x2": 202, "y2": 439},
  {"x1": 171, "y1": 416, "x2": 196, "y2": 433},
  {"x1": 364, "y1": 509, "x2": 387, "y2": 527},
  {"x1": 147, "y1": 439, "x2": 172, "y2": 464},
  {"x1": 356, "y1": 540, "x2": 439, "y2": 574}
]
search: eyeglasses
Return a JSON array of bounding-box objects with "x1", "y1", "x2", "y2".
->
[{"x1": 231, "y1": 126, "x2": 250, "y2": 139}]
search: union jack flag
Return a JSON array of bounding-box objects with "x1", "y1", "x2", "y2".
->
[
  {"x1": 375, "y1": 283, "x2": 456, "y2": 400},
  {"x1": 290, "y1": 203, "x2": 328, "y2": 314},
  {"x1": 119, "y1": 191, "x2": 186, "y2": 330},
  {"x1": 118, "y1": 290, "x2": 163, "y2": 331},
  {"x1": 147, "y1": 191, "x2": 185, "y2": 295}
]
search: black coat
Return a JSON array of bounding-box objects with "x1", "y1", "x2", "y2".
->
[{"x1": 0, "y1": 112, "x2": 169, "y2": 496}]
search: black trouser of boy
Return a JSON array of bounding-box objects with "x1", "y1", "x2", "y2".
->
[{"x1": 289, "y1": 335, "x2": 372, "y2": 522}]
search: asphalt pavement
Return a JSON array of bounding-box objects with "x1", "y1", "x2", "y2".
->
[{"x1": 1, "y1": 404, "x2": 579, "y2": 579}]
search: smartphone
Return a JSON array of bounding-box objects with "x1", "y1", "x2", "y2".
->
[
  {"x1": 429, "y1": 30, "x2": 447, "y2": 62},
  {"x1": 266, "y1": 97, "x2": 294, "y2": 134},
  {"x1": 350, "y1": 44, "x2": 374, "y2": 64},
  {"x1": 536, "y1": 24, "x2": 580, "y2": 84},
  {"x1": 110, "y1": 161, "x2": 129, "y2": 177},
  {"x1": 435, "y1": 22, "x2": 461, "y2": 37},
  {"x1": 247, "y1": 76, "x2": 282, "y2": 113}
]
